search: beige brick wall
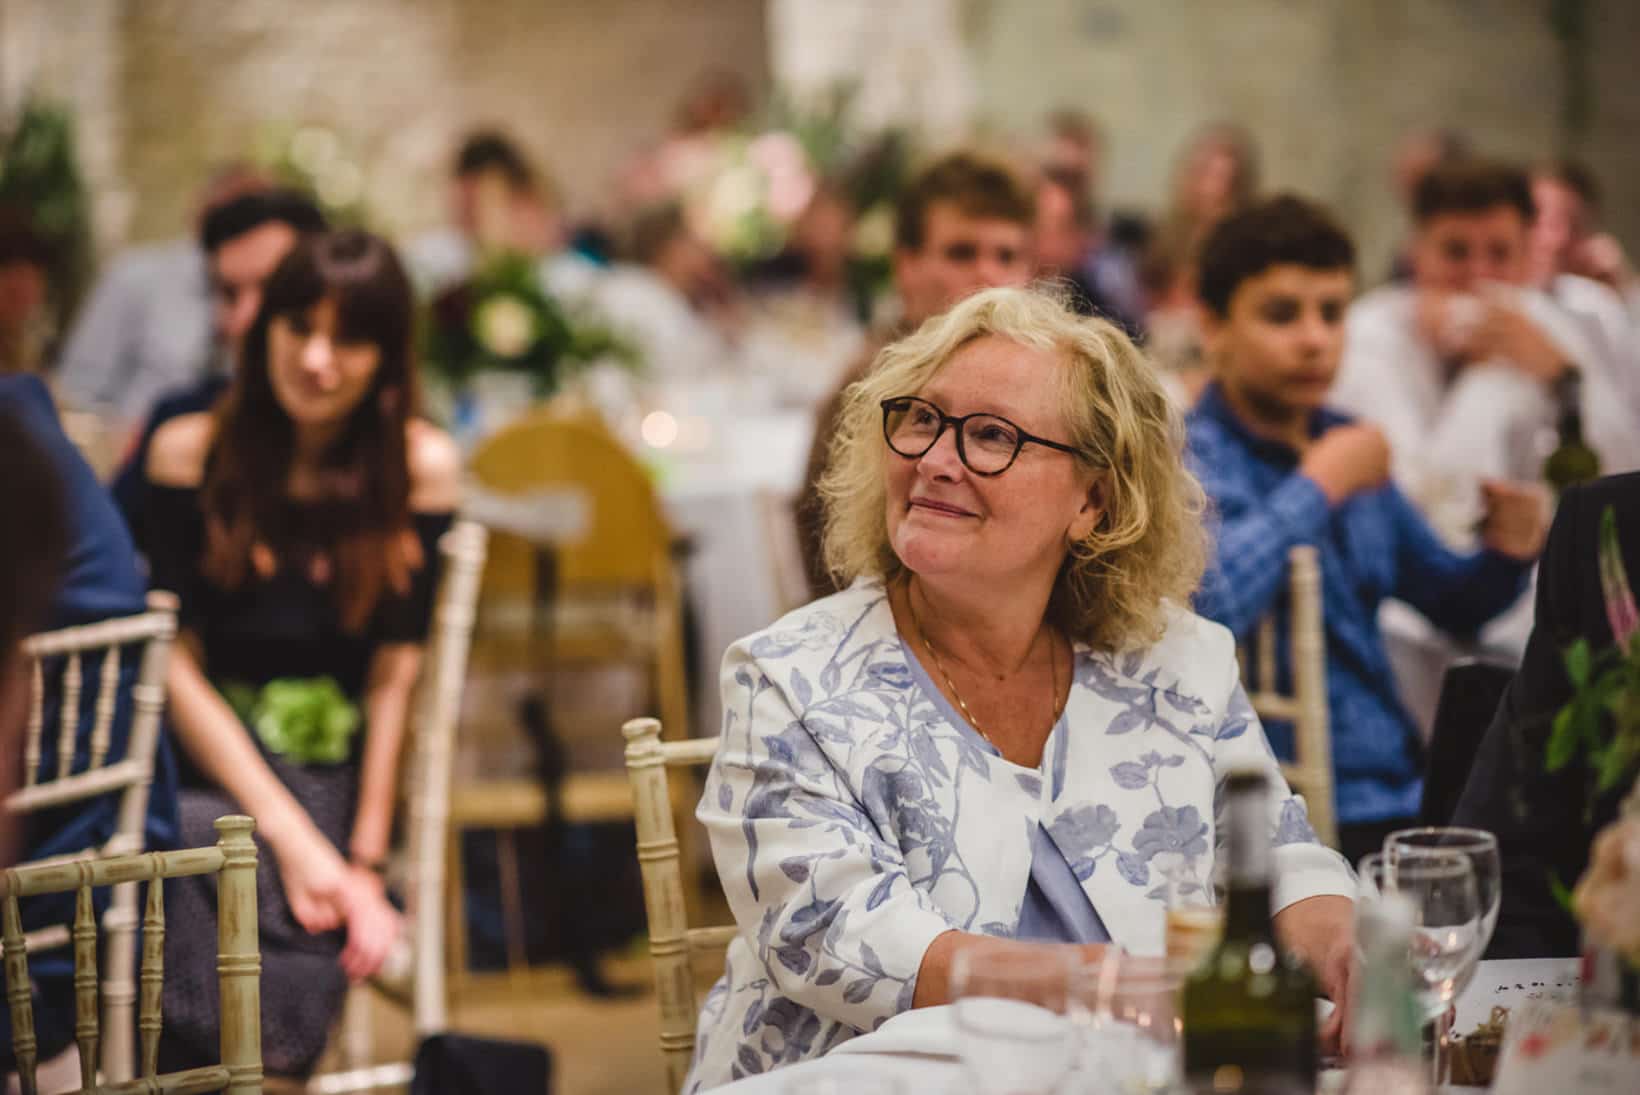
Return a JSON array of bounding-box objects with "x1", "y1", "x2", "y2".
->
[
  {"x1": 6, "y1": 0, "x2": 768, "y2": 250},
  {"x1": 967, "y1": 0, "x2": 1640, "y2": 281}
]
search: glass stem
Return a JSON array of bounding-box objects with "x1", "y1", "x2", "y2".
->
[{"x1": 1424, "y1": 1007, "x2": 1454, "y2": 1086}]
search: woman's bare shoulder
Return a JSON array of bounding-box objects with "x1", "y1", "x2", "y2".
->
[
  {"x1": 406, "y1": 419, "x2": 461, "y2": 511},
  {"x1": 145, "y1": 413, "x2": 216, "y2": 488}
]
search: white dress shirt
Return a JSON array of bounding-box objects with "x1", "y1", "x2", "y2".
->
[
  {"x1": 52, "y1": 239, "x2": 216, "y2": 423},
  {"x1": 1333, "y1": 285, "x2": 1640, "y2": 519}
]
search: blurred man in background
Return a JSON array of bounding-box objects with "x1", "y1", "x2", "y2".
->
[
  {"x1": 53, "y1": 163, "x2": 269, "y2": 426},
  {"x1": 0, "y1": 209, "x2": 54, "y2": 376},
  {"x1": 109, "y1": 188, "x2": 326, "y2": 541},
  {"x1": 1385, "y1": 127, "x2": 1470, "y2": 282},
  {"x1": 795, "y1": 148, "x2": 1036, "y2": 594},
  {"x1": 1528, "y1": 161, "x2": 1640, "y2": 418},
  {"x1": 408, "y1": 129, "x2": 598, "y2": 303},
  {"x1": 1333, "y1": 160, "x2": 1640, "y2": 525}
]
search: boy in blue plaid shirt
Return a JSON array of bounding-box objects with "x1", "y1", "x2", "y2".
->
[{"x1": 1185, "y1": 195, "x2": 1547, "y2": 865}]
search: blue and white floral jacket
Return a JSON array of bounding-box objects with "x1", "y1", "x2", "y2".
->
[{"x1": 686, "y1": 580, "x2": 1353, "y2": 1090}]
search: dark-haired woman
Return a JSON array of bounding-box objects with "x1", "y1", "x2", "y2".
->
[{"x1": 142, "y1": 230, "x2": 460, "y2": 1078}]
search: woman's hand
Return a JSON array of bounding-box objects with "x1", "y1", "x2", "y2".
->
[
  {"x1": 269, "y1": 830, "x2": 350, "y2": 936},
  {"x1": 1273, "y1": 894, "x2": 1356, "y2": 1056},
  {"x1": 338, "y1": 866, "x2": 404, "y2": 983}
]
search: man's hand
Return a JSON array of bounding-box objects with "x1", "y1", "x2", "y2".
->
[
  {"x1": 1479, "y1": 480, "x2": 1550, "y2": 561},
  {"x1": 1468, "y1": 301, "x2": 1570, "y2": 383},
  {"x1": 1300, "y1": 423, "x2": 1392, "y2": 505}
]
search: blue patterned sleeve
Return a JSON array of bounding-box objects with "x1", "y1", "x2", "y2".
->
[
  {"x1": 1386, "y1": 485, "x2": 1530, "y2": 635},
  {"x1": 699, "y1": 641, "x2": 957, "y2": 1032}
]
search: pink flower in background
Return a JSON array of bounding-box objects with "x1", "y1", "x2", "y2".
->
[{"x1": 1598, "y1": 507, "x2": 1640, "y2": 648}]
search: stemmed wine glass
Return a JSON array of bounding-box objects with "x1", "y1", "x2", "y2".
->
[
  {"x1": 1385, "y1": 826, "x2": 1501, "y2": 974},
  {"x1": 1358, "y1": 850, "x2": 1484, "y2": 1084}
]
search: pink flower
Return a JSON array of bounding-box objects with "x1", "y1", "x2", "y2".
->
[{"x1": 1598, "y1": 507, "x2": 1640, "y2": 648}]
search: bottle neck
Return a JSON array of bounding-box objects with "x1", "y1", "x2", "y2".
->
[{"x1": 1222, "y1": 783, "x2": 1275, "y2": 941}]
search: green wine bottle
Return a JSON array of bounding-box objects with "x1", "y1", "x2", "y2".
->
[
  {"x1": 1182, "y1": 768, "x2": 1318, "y2": 1095},
  {"x1": 1543, "y1": 372, "x2": 1601, "y2": 492}
]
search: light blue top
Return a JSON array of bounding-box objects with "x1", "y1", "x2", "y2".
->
[{"x1": 899, "y1": 639, "x2": 1111, "y2": 944}]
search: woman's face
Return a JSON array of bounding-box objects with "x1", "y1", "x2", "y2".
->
[
  {"x1": 885, "y1": 335, "x2": 1102, "y2": 592},
  {"x1": 266, "y1": 297, "x2": 383, "y2": 429}
]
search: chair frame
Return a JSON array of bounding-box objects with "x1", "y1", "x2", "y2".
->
[
  {"x1": 622, "y1": 718, "x2": 732, "y2": 1095},
  {"x1": 447, "y1": 412, "x2": 693, "y2": 999},
  {"x1": 10, "y1": 591, "x2": 180, "y2": 1082},
  {"x1": 1, "y1": 815, "x2": 261, "y2": 1095},
  {"x1": 307, "y1": 521, "x2": 489, "y2": 1095},
  {"x1": 1241, "y1": 544, "x2": 1337, "y2": 848}
]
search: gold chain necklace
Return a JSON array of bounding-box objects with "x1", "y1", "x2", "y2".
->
[{"x1": 906, "y1": 585, "x2": 1063, "y2": 749}]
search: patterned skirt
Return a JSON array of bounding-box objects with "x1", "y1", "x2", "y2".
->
[{"x1": 157, "y1": 751, "x2": 358, "y2": 1079}]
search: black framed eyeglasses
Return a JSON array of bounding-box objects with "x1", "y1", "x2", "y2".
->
[{"x1": 879, "y1": 395, "x2": 1084, "y2": 477}]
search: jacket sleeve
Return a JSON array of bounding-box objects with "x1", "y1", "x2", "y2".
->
[{"x1": 698, "y1": 640, "x2": 956, "y2": 1032}]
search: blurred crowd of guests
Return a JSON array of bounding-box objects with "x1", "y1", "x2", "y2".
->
[{"x1": 4, "y1": 72, "x2": 1640, "y2": 1083}]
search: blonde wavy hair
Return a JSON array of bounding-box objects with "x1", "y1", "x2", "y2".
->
[{"x1": 818, "y1": 284, "x2": 1208, "y2": 652}]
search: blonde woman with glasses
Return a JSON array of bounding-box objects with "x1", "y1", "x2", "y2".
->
[{"x1": 685, "y1": 286, "x2": 1355, "y2": 1091}]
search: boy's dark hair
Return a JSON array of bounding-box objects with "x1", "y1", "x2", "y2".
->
[
  {"x1": 199, "y1": 188, "x2": 327, "y2": 254},
  {"x1": 894, "y1": 150, "x2": 1035, "y2": 252},
  {"x1": 1413, "y1": 160, "x2": 1534, "y2": 225},
  {"x1": 1197, "y1": 194, "x2": 1356, "y2": 317},
  {"x1": 454, "y1": 130, "x2": 533, "y2": 190}
]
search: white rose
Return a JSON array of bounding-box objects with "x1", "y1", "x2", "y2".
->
[{"x1": 474, "y1": 295, "x2": 538, "y2": 359}]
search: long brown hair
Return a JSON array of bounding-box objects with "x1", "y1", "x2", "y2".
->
[{"x1": 201, "y1": 230, "x2": 421, "y2": 632}]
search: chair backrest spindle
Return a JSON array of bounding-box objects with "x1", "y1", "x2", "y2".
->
[
  {"x1": 0, "y1": 816, "x2": 263, "y2": 1094},
  {"x1": 624, "y1": 718, "x2": 729, "y2": 1095}
]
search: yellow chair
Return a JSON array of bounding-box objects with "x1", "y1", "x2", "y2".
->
[
  {"x1": 1, "y1": 816, "x2": 262, "y2": 1095},
  {"x1": 1240, "y1": 545, "x2": 1337, "y2": 848},
  {"x1": 449, "y1": 410, "x2": 691, "y2": 993},
  {"x1": 622, "y1": 718, "x2": 732, "y2": 1095}
]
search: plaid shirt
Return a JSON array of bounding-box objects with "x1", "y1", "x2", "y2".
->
[{"x1": 1186, "y1": 383, "x2": 1529, "y2": 825}]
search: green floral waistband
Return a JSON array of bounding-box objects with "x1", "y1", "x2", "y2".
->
[{"x1": 219, "y1": 677, "x2": 361, "y2": 765}]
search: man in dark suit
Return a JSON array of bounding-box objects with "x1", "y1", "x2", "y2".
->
[{"x1": 1452, "y1": 471, "x2": 1640, "y2": 957}]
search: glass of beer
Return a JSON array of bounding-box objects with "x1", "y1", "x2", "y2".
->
[{"x1": 1164, "y1": 863, "x2": 1225, "y2": 972}]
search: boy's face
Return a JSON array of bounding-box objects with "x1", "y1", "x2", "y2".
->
[{"x1": 1203, "y1": 263, "x2": 1354, "y2": 419}]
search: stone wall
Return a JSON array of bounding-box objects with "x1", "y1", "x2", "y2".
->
[
  {"x1": 4, "y1": 0, "x2": 768, "y2": 251},
  {"x1": 966, "y1": 0, "x2": 1640, "y2": 280},
  {"x1": 7, "y1": 0, "x2": 1637, "y2": 279}
]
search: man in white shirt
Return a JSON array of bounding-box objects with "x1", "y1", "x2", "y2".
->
[
  {"x1": 1333, "y1": 159, "x2": 1640, "y2": 529},
  {"x1": 1528, "y1": 161, "x2": 1640, "y2": 413},
  {"x1": 52, "y1": 164, "x2": 268, "y2": 427}
]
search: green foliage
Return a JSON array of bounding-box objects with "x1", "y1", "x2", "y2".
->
[
  {"x1": 0, "y1": 98, "x2": 92, "y2": 320},
  {"x1": 1549, "y1": 633, "x2": 1640, "y2": 806},
  {"x1": 222, "y1": 677, "x2": 359, "y2": 765}
]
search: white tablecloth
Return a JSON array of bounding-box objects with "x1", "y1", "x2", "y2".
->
[{"x1": 712, "y1": 957, "x2": 1580, "y2": 1094}]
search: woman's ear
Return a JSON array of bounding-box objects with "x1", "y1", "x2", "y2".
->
[{"x1": 1067, "y1": 475, "x2": 1107, "y2": 542}]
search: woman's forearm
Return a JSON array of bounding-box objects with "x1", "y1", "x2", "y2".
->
[
  {"x1": 165, "y1": 642, "x2": 320, "y2": 850},
  {"x1": 347, "y1": 644, "x2": 422, "y2": 866},
  {"x1": 911, "y1": 929, "x2": 1106, "y2": 1008}
]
